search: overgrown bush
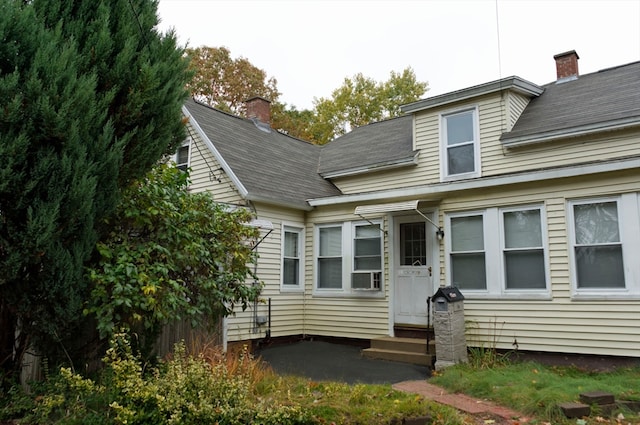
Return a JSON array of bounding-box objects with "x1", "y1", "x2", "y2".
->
[{"x1": 3, "y1": 332, "x2": 313, "y2": 424}]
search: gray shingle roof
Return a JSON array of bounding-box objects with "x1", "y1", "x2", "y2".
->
[
  {"x1": 501, "y1": 60, "x2": 640, "y2": 145},
  {"x1": 184, "y1": 98, "x2": 341, "y2": 209},
  {"x1": 318, "y1": 115, "x2": 415, "y2": 177}
]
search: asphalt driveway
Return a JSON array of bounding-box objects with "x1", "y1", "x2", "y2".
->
[{"x1": 256, "y1": 339, "x2": 430, "y2": 385}]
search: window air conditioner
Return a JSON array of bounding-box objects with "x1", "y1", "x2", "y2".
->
[{"x1": 352, "y1": 271, "x2": 382, "y2": 290}]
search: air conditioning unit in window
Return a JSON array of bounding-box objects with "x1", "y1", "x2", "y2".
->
[{"x1": 352, "y1": 271, "x2": 382, "y2": 290}]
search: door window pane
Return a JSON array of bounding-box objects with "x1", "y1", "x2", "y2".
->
[{"x1": 400, "y1": 222, "x2": 426, "y2": 266}]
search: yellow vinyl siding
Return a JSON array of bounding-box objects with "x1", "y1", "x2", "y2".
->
[
  {"x1": 488, "y1": 129, "x2": 640, "y2": 176},
  {"x1": 303, "y1": 204, "x2": 391, "y2": 339},
  {"x1": 440, "y1": 171, "x2": 640, "y2": 357},
  {"x1": 506, "y1": 92, "x2": 530, "y2": 131},
  {"x1": 329, "y1": 90, "x2": 639, "y2": 200},
  {"x1": 226, "y1": 204, "x2": 307, "y2": 342},
  {"x1": 185, "y1": 122, "x2": 245, "y2": 204}
]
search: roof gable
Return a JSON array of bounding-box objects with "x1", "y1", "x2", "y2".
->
[{"x1": 184, "y1": 98, "x2": 341, "y2": 209}]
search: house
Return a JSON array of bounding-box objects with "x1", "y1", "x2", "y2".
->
[{"x1": 181, "y1": 51, "x2": 640, "y2": 360}]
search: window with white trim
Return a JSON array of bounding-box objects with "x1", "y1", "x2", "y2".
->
[
  {"x1": 502, "y1": 208, "x2": 546, "y2": 290},
  {"x1": 173, "y1": 138, "x2": 191, "y2": 172},
  {"x1": 450, "y1": 214, "x2": 486, "y2": 290},
  {"x1": 441, "y1": 108, "x2": 480, "y2": 180},
  {"x1": 281, "y1": 225, "x2": 304, "y2": 290},
  {"x1": 568, "y1": 194, "x2": 640, "y2": 298},
  {"x1": 352, "y1": 224, "x2": 382, "y2": 290},
  {"x1": 315, "y1": 221, "x2": 384, "y2": 293},
  {"x1": 317, "y1": 225, "x2": 342, "y2": 289},
  {"x1": 446, "y1": 205, "x2": 549, "y2": 297}
]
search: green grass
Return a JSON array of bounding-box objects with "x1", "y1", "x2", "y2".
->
[
  {"x1": 255, "y1": 375, "x2": 470, "y2": 425},
  {"x1": 431, "y1": 353, "x2": 640, "y2": 424}
]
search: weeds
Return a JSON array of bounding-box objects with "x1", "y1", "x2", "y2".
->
[{"x1": 1, "y1": 333, "x2": 460, "y2": 424}]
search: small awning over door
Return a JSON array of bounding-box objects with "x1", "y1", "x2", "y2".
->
[
  {"x1": 354, "y1": 200, "x2": 420, "y2": 216},
  {"x1": 355, "y1": 200, "x2": 442, "y2": 237}
]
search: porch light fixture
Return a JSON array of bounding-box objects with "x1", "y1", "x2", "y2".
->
[{"x1": 436, "y1": 227, "x2": 445, "y2": 240}]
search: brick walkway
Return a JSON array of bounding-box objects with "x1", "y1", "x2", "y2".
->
[{"x1": 392, "y1": 380, "x2": 530, "y2": 423}]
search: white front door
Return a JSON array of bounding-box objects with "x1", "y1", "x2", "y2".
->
[{"x1": 393, "y1": 215, "x2": 435, "y2": 326}]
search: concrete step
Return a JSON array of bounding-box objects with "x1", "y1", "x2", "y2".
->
[
  {"x1": 370, "y1": 336, "x2": 435, "y2": 354},
  {"x1": 362, "y1": 347, "x2": 434, "y2": 366}
]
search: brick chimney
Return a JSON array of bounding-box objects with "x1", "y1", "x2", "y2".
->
[
  {"x1": 554, "y1": 50, "x2": 579, "y2": 82},
  {"x1": 245, "y1": 96, "x2": 271, "y2": 125}
]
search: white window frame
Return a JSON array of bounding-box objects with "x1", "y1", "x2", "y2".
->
[
  {"x1": 173, "y1": 138, "x2": 191, "y2": 171},
  {"x1": 499, "y1": 205, "x2": 549, "y2": 295},
  {"x1": 567, "y1": 194, "x2": 640, "y2": 300},
  {"x1": 446, "y1": 210, "x2": 489, "y2": 293},
  {"x1": 445, "y1": 205, "x2": 550, "y2": 299},
  {"x1": 440, "y1": 106, "x2": 481, "y2": 181},
  {"x1": 351, "y1": 222, "x2": 383, "y2": 291},
  {"x1": 314, "y1": 221, "x2": 385, "y2": 297},
  {"x1": 281, "y1": 224, "x2": 304, "y2": 292}
]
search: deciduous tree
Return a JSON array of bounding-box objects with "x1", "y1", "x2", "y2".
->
[
  {"x1": 86, "y1": 165, "x2": 261, "y2": 349},
  {"x1": 311, "y1": 67, "x2": 428, "y2": 144},
  {"x1": 186, "y1": 46, "x2": 280, "y2": 115}
]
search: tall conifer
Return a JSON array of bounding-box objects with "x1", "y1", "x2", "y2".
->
[{"x1": 0, "y1": 0, "x2": 190, "y2": 378}]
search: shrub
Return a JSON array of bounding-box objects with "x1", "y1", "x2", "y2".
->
[{"x1": 12, "y1": 332, "x2": 313, "y2": 424}]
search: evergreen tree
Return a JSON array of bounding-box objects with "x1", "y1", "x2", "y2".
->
[{"x1": 0, "y1": 0, "x2": 190, "y2": 380}]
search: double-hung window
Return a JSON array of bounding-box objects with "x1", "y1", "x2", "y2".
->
[
  {"x1": 568, "y1": 194, "x2": 640, "y2": 299},
  {"x1": 502, "y1": 208, "x2": 546, "y2": 290},
  {"x1": 317, "y1": 225, "x2": 343, "y2": 289},
  {"x1": 352, "y1": 224, "x2": 382, "y2": 290},
  {"x1": 447, "y1": 206, "x2": 549, "y2": 297},
  {"x1": 282, "y1": 225, "x2": 304, "y2": 290},
  {"x1": 450, "y1": 214, "x2": 486, "y2": 290},
  {"x1": 315, "y1": 221, "x2": 384, "y2": 294},
  {"x1": 174, "y1": 138, "x2": 191, "y2": 172},
  {"x1": 441, "y1": 108, "x2": 480, "y2": 180}
]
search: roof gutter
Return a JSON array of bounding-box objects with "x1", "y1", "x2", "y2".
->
[
  {"x1": 307, "y1": 156, "x2": 640, "y2": 207},
  {"x1": 245, "y1": 193, "x2": 314, "y2": 212},
  {"x1": 401, "y1": 76, "x2": 543, "y2": 114},
  {"x1": 320, "y1": 152, "x2": 419, "y2": 179},
  {"x1": 501, "y1": 117, "x2": 640, "y2": 148}
]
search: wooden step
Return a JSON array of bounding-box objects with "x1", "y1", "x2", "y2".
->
[
  {"x1": 394, "y1": 325, "x2": 434, "y2": 340},
  {"x1": 363, "y1": 336, "x2": 436, "y2": 366},
  {"x1": 370, "y1": 336, "x2": 435, "y2": 354},
  {"x1": 362, "y1": 347, "x2": 434, "y2": 366}
]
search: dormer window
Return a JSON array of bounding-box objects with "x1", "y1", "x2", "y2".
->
[{"x1": 441, "y1": 107, "x2": 480, "y2": 180}]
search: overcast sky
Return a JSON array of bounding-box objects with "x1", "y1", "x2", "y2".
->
[{"x1": 157, "y1": 0, "x2": 640, "y2": 110}]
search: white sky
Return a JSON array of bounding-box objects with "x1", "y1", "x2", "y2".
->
[{"x1": 157, "y1": 0, "x2": 640, "y2": 110}]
